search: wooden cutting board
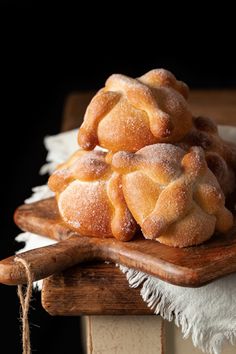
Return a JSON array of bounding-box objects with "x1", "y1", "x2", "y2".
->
[{"x1": 1, "y1": 197, "x2": 236, "y2": 287}]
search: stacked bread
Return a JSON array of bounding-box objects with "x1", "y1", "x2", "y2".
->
[{"x1": 48, "y1": 69, "x2": 235, "y2": 247}]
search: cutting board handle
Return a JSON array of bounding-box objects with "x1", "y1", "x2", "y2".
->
[{"x1": 0, "y1": 235, "x2": 99, "y2": 285}]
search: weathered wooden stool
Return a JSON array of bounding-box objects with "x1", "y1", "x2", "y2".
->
[{"x1": 41, "y1": 90, "x2": 236, "y2": 354}]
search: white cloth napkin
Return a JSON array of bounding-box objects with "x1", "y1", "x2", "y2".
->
[{"x1": 16, "y1": 126, "x2": 236, "y2": 354}]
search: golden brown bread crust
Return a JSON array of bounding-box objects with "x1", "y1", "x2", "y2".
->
[
  {"x1": 51, "y1": 71, "x2": 236, "y2": 248},
  {"x1": 78, "y1": 69, "x2": 192, "y2": 152},
  {"x1": 178, "y1": 116, "x2": 236, "y2": 195},
  {"x1": 111, "y1": 144, "x2": 233, "y2": 247},
  {"x1": 48, "y1": 150, "x2": 137, "y2": 241}
]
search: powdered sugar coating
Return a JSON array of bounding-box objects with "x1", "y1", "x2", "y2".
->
[
  {"x1": 112, "y1": 144, "x2": 186, "y2": 184},
  {"x1": 48, "y1": 149, "x2": 137, "y2": 241},
  {"x1": 78, "y1": 68, "x2": 192, "y2": 152},
  {"x1": 58, "y1": 180, "x2": 113, "y2": 236},
  {"x1": 112, "y1": 143, "x2": 233, "y2": 247}
]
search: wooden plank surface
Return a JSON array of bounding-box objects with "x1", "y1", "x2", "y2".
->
[
  {"x1": 9, "y1": 197, "x2": 236, "y2": 288},
  {"x1": 61, "y1": 92, "x2": 95, "y2": 132},
  {"x1": 42, "y1": 262, "x2": 151, "y2": 316},
  {"x1": 189, "y1": 90, "x2": 236, "y2": 126}
]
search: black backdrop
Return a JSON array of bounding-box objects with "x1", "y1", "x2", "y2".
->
[{"x1": 1, "y1": 4, "x2": 236, "y2": 354}]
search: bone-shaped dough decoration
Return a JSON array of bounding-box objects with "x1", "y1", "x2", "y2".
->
[
  {"x1": 78, "y1": 69, "x2": 192, "y2": 152},
  {"x1": 48, "y1": 150, "x2": 137, "y2": 241},
  {"x1": 111, "y1": 144, "x2": 233, "y2": 247}
]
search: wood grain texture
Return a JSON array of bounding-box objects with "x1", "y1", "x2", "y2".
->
[
  {"x1": 42, "y1": 262, "x2": 151, "y2": 315},
  {"x1": 61, "y1": 92, "x2": 95, "y2": 132},
  {"x1": 2, "y1": 197, "x2": 236, "y2": 287},
  {"x1": 189, "y1": 90, "x2": 236, "y2": 126}
]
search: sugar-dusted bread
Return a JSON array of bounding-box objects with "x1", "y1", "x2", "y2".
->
[
  {"x1": 178, "y1": 116, "x2": 236, "y2": 195},
  {"x1": 48, "y1": 150, "x2": 137, "y2": 241},
  {"x1": 111, "y1": 144, "x2": 233, "y2": 247},
  {"x1": 78, "y1": 69, "x2": 192, "y2": 152}
]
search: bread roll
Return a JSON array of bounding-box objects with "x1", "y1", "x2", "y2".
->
[
  {"x1": 78, "y1": 69, "x2": 192, "y2": 152},
  {"x1": 48, "y1": 150, "x2": 137, "y2": 241},
  {"x1": 112, "y1": 144, "x2": 233, "y2": 247}
]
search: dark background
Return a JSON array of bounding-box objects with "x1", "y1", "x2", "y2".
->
[{"x1": 1, "y1": 4, "x2": 236, "y2": 354}]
